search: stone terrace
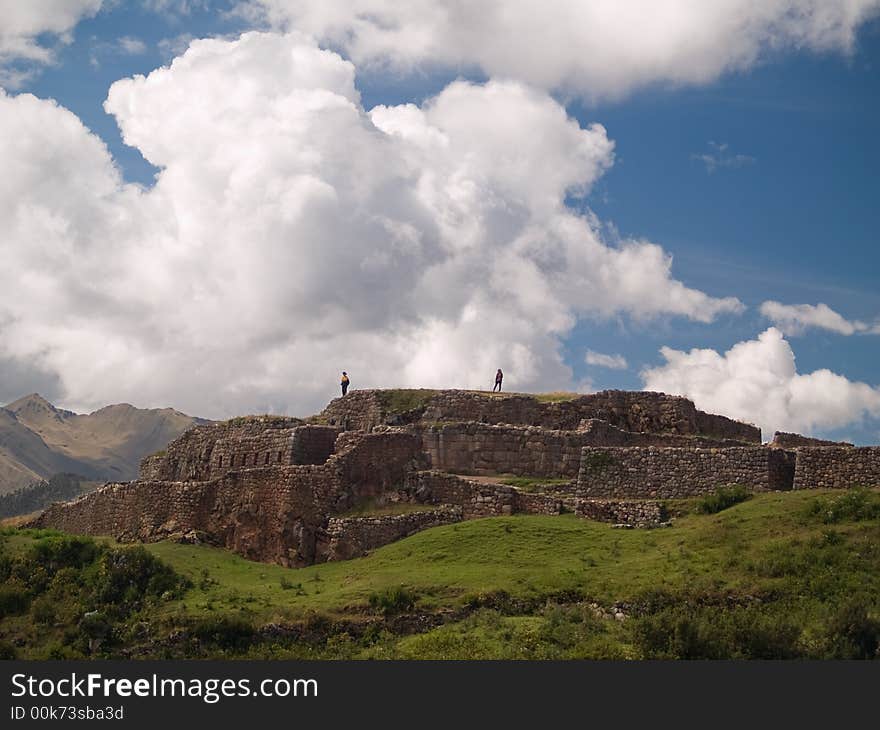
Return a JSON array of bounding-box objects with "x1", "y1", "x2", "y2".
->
[{"x1": 30, "y1": 389, "x2": 880, "y2": 566}]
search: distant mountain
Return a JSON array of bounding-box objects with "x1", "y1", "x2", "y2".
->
[{"x1": 0, "y1": 394, "x2": 210, "y2": 494}]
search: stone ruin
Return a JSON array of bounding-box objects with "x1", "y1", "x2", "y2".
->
[{"x1": 31, "y1": 389, "x2": 880, "y2": 566}]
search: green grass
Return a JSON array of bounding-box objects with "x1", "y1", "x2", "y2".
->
[
  {"x1": 374, "y1": 389, "x2": 438, "y2": 413},
  {"x1": 531, "y1": 392, "x2": 583, "y2": 403},
  {"x1": 695, "y1": 485, "x2": 752, "y2": 514},
  {"x1": 499, "y1": 476, "x2": 573, "y2": 491},
  {"x1": 3, "y1": 489, "x2": 880, "y2": 659},
  {"x1": 50, "y1": 491, "x2": 880, "y2": 616},
  {"x1": 372, "y1": 388, "x2": 583, "y2": 415}
]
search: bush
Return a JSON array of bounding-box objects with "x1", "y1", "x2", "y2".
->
[
  {"x1": 30, "y1": 595, "x2": 57, "y2": 625},
  {"x1": 804, "y1": 489, "x2": 880, "y2": 524},
  {"x1": 0, "y1": 585, "x2": 30, "y2": 618},
  {"x1": 631, "y1": 602, "x2": 803, "y2": 659},
  {"x1": 696, "y1": 485, "x2": 752, "y2": 514},
  {"x1": 93, "y1": 546, "x2": 189, "y2": 609},
  {"x1": 191, "y1": 616, "x2": 256, "y2": 651},
  {"x1": 368, "y1": 586, "x2": 419, "y2": 616},
  {"x1": 29, "y1": 535, "x2": 103, "y2": 572},
  {"x1": 0, "y1": 640, "x2": 18, "y2": 660},
  {"x1": 824, "y1": 600, "x2": 880, "y2": 659}
]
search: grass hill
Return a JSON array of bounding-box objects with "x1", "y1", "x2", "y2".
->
[
  {"x1": 0, "y1": 394, "x2": 208, "y2": 494},
  {"x1": 2, "y1": 488, "x2": 878, "y2": 659}
]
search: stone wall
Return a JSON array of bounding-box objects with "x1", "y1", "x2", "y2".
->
[
  {"x1": 576, "y1": 446, "x2": 794, "y2": 498},
  {"x1": 404, "y1": 471, "x2": 517, "y2": 517},
  {"x1": 320, "y1": 389, "x2": 761, "y2": 443},
  {"x1": 138, "y1": 421, "x2": 340, "y2": 482},
  {"x1": 139, "y1": 454, "x2": 164, "y2": 481},
  {"x1": 418, "y1": 421, "x2": 754, "y2": 479},
  {"x1": 321, "y1": 391, "x2": 386, "y2": 430},
  {"x1": 34, "y1": 429, "x2": 424, "y2": 566},
  {"x1": 292, "y1": 425, "x2": 340, "y2": 465},
  {"x1": 327, "y1": 430, "x2": 424, "y2": 506},
  {"x1": 419, "y1": 423, "x2": 585, "y2": 478},
  {"x1": 315, "y1": 507, "x2": 463, "y2": 562},
  {"x1": 32, "y1": 466, "x2": 340, "y2": 566},
  {"x1": 141, "y1": 417, "x2": 303, "y2": 481},
  {"x1": 793, "y1": 447, "x2": 880, "y2": 490},
  {"x1": 575, "y1": 499, "x2": 668, "y2": 527},
  {"x1": 770, "y1": 432, "x2": 854, "y2": 449},
  {"x1": 403, "y1": 471, "x2": 564, "y2": 517}
]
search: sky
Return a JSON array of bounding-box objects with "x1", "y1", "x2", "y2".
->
[{"x1": 0, "y1": 0, "x2": 879, "y2": 443}]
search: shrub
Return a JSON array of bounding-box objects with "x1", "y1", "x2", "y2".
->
[
  {"x1": 630, "y1": 602, "x2": 803, "y2": 659},
  {"x1": 29, "y1": 535, "x2": 103, "y2": 572},
  {"x1": 191, "y1": 616, "x2": 257, "y2": 651},
  {"x1": 0, "y1": 585, "x2": 30, "y2": 618},
  {"x1": 93, "y1": 546, "x2": 189, "y2": 609},
  {"x1": 804, "y1": 489, "x2": 880, "y2": 524},
  {"x1": 368, "y1": 586, "x2": 419, "y2": 616},
  {"x1": 30, "y1": 595, "x2": 57, "y2": 625},
  {"x1": 0, "y1": 640, "x2": 18, "y2": 660},
  {"x1": 824, "y1": 600, "x2": 880, "y2": 659},
  {"x1": 696, "y1": 485, "x2": 752, "y2": 514}
]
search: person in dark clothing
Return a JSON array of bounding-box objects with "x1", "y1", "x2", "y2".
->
[
  {"x1": 493, "y1": 368, "x2": 503, "y2": 392},
  {"x1": 340, "y1": 371, "x2": 350, "y2": 396}
]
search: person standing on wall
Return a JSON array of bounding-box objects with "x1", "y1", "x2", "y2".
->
[
  {"x1": 340, "y1": 371, "x2": 350, "y2": 396},
  {"x1": 493, "y1": 368, "x2": 503, "y2": 392}
]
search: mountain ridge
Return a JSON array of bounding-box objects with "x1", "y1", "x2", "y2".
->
[{"x1": 0, "y1": 393, "x2": 209, "y2": 494}]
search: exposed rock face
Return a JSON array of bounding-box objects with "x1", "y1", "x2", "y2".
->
[{"x1": 30, "y1": 389, "x2": 879, "y2": 566}]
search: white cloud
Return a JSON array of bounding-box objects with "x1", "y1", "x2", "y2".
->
[
  {"x1": 585, "y1": 350, "x2": 628, "y2": 370},
  {"x1": 760, "y1": 300, "x2": 880, "y2": 336},
  {"x1": 0, "y1": 32, "x2": 742, "y2": 418},
  {"x1": 642, "y1": 328, "x2": 880, "y2": 439},
  {"x1": 158, "y1": 33, "x2": 196, "y2": 59},
  {"x1": 240, "y1": 0, "x2": 880, "y2": 98},
  {"x1": 90, "y1": 36, "x2": 149, "y2": 68},
  {"x1": 0, "y1": 0, "x2": 103, "y2": 87},
  {"x1": 143, "y1": 0, "x2": 208, "y2": 16},
  {"x1": 118, "y1": 36, "x2": 148, "y2": 55},
  {"x1": 692, "y1": 141, "x2": 756, "y2": 173}
]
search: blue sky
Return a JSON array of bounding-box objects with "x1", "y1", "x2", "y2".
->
[{"x1": 1, "y1": 2, "x2": 879, "y2": 441}]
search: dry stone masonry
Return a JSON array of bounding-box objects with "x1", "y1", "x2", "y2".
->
[
  {"x1": 30, "y1": 388, "x2": 879, "y2": 566},
  {"x1": 576, "y1": 446, "x2": 796, "y2": 498},
  {"x1": 793, "y1": 446, "x2": 880, "y2": 490}
]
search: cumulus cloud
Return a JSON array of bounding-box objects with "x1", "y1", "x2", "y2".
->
[
  {"x1": 585, "y1": 350, "x2": 628, "y2": 370},
  {"x1": 0, "y1": 31, "x2": 742, "y2": 418},
  {"x1": 239, "y1": 0, "x2": 880, "y2": 98},
  {"x1": 0, "y1": 0, "x2": 103, "y2": 87},
  {"x1": 760, "y1": 300, "x2": 880, "y2": 336},
  {"x1": 642, "y1": 328, "x2": 880, "y2": 439}
]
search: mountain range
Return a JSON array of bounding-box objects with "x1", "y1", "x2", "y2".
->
[{"x1": 0, "y1": 394, "x2": 208, "y2": 494}]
